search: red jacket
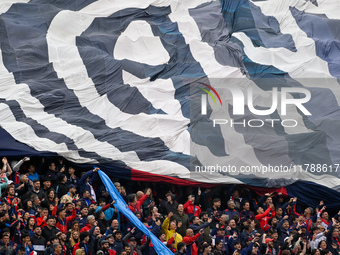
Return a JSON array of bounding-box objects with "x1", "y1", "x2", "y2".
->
[
  {"x1": 183, "y1": 200, "x2": 201, "y2": 217},
  {"x1": 80, "y1": 224, "x2": 92, "y2": 233},
  {"x1": 36, "y1": 215, "x2": 47, "y2": 228},
  {"x1": 255, "y1": 207, "x2": 275, "y2": 232},
  {"x1": 128, "y1": 194, "x2": 148, "y2": 214},
  {"x1": 182, "y1": 233, "x2": 202, "y2": 255},
  {"x1": 52, "y1": 206, "x2": 76, "y2": 233}
]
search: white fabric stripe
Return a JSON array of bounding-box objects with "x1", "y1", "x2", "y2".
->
[
  {"x1": 168, "y1": 0, "x2": 265, "y2": 169},
  {"x1": 32, "y1": 245, "x2": 45, "y2": 251},
  {"x1": 300, "y1": 0, "x2": 340, "y2": 20},
  {"x1": 122, "y1": 70, "x2": 191, "y2": 154},
  {"x1": 0, "y1": 49, "x2": 189, "y2": 177},
  {"x1": 0, "y1": 103, "x2": 83, "y2": 161},
  {"x1": 248, "y1": 0, "x2": 340, "y2": 104},
  {"x1": 46, "y1": 0, "x2": 190, "y2": 154}
]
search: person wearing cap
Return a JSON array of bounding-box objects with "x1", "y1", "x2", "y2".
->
[
  {"x1": 122, "y1": 228, "x2": 150, "y2": 255},
  {"x1": 212, "y1": 226, "x2": 228, "y2": 253},
  {"x1": 303, "y1": 206, "x2": 315, "y2": 233},
  {"x1": 52, "y1": 202, "x2": 77, "y2": 234},
  {"x1": 104, "y1": 234, "x2": 115, "y2": 251},
  {"x1": 76, "y1": 206, "x2": 89, "y2": 230},
  {"x1": 99, "y1": 240, "x2": 116, "y2": 255},
  {"x1": 112, "y1": 231, "x2": 123, "y2": 254},
  {"x1": 96, "y1": 250, "x2": 104, "y2": 255},
  {"x1": 96, "y1": 199, "x2": 116, "y2": 222},
  {"x1": 60, "y1": 185, "x2": 77, "y2": 204},
  {"x1": 262, "y1": 233, "x2": 279, "y2": 255}
]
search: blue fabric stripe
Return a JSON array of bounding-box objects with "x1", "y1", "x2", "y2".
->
[
  {"x1": 98, "y1": 170, "x2": 174, "y2": 255},
  {"x1": 0, "y1": 1, "x2": 193, "y2": 169},
  {"x1": 291, "y1": 7, "x2": 340, "y2": 81}
]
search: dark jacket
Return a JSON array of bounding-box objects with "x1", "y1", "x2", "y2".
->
[
  {"x1": 122, "y1": 231, "x2": 150, "y2": 255},
  {"x1": 171, "y1": 212, "x2": 189, "y2": 237},
  {"x1": 31, "y1": 234, "x2": 47, "y2": 255}
]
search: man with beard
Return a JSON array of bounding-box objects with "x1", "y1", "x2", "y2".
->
[
  {"x1": 31, "y1": 225, "x2": 47, "y2": 255},
  {"x1": 171, "y1": 204, "x2": 189, "y2": 237},
  {"x1": 58, "y1": 232, "x2": 72, "y2": 255},
  {"x1": 277, "y1": 215, "x2": 290, "y2": 246},
  {"x1": 189, "y1": 216, "x2": 212, "y2": 234},
  {"x1": 207, "y1": 198, "x2": 223, "y2": 223},
  {"x1": 175, "y1": 242, "x2": 187, "y2": 255},
  {"x1": 268, "y1": 217, "x2": 278, "y2": 231},
  {"x1": 26, "y1": 180, "x2": 46, "y2": 203},
  {"x1": 199, "y1": 212, "x2": 212, "y2": 244},
  {"x1": 99, "y1": 240, "x2": 116, "y2": 255},
  {"x1": 61, "y1": 185, "x2": 77, "y2": 204},
  {"x1": 263, "y1": 237, "x2": 280, "y2": 255}
]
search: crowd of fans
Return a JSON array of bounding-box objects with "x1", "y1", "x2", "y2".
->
[{"x1": 0, "y1": 156, "x2": 339, "y2": 255}]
